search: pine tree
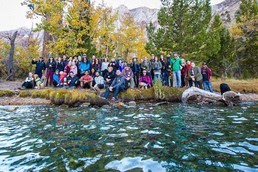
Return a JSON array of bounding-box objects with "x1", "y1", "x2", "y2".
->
[
  {"x1": 234, "y1": 0, "x2": 258, "y2": 78},
  {"x1": 204, "y1": 15, "x2": 235, "y2": 78},
  {"x1": 145, "y1": 22, "x2": 160, "y2": 55},
  {"x1": 151, "y1": 0, "x2": 212, "y2": 60}
]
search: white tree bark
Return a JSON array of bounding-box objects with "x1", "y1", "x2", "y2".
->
[{"x1": 181, "y1": 87, "x2": 258, "y2": 106}]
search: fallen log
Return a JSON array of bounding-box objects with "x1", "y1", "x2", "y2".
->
[{"x1": 181, "y1": 87, "x2": 258, "y2": 106}]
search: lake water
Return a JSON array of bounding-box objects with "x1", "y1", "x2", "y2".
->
[{"x1": 0, "y1": 102, "x2": 258, "y2": 171}]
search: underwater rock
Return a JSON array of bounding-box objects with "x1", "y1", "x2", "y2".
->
[{"x1": 128, "y1": 101, "x2": 137, "y2": 107}]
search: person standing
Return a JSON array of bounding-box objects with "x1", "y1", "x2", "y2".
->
[
  {"x1": 32, "y1": 57, "x2": 45, "y2": 79},
  {"x1": 188, "y1": 62, "x2": 203, "y2": 89},
  {"x1": 201, "y1": 62, "x2": 213, "y2": 92},
  {"x1": 45, "y1": 56, "x2": 56, "y2": 86},
  {"x1": 160, "y1": 55, "x2": 169, "y2": 86},
  {"x1": 150, "y1": 54, "x2": 155, "y2": 80},
  {"x1": 180, "y1": 58, "x2": 187, "y2": 87},
  {"x1": 153, "y1": 56, "x2": 162, "y2": 81},
  {"x1": 122, "y1": 64, "x2": 135, "y2": 89},
  {"x1": 141, "y1": 56, "x2": 152, "y2": 80},
  {"x1": 170, "y1": 52, "x2": 182, "y2": 88},
  {"x1": 185, "y1": 60, "x2": 193, "y2": 87},
  {"x1": 131, "y1": 57, "x2": 140, "y2": 88},
  {"x1": 56, "y1": 56, "x2": 64, "y2": 72}
]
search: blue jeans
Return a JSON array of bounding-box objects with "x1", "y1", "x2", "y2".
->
[
  {"x1": 162, "y1": 72, "x2": 169, "y2": 86},
  {"x1": 104, "y1": 85, "x2": 125, "y2": 99},
  {"x1": 154, "y1": 73, "x2": 161, "y2": 81},
  {"x1": 203, "y1": 80, "x2": 214, "y2": 92},
  {"x1": 173, "y1": 71, "x2": 181, "y2": 88}
]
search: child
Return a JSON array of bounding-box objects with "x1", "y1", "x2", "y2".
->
[{"x1": 34, "y1": 74, "x2": 44, "y2": 89}]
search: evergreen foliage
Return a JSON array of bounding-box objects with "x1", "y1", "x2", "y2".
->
[
  {"x1": 234, "y1": 0, "x2": 258, "y2": 78},
  {"x1": 147, "y1": 0, "x2": 213, "y2": 60}
]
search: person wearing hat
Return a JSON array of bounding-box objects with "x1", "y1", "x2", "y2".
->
[{"x1": 201, "y1": 62, "x2": 213, "y2": 92}]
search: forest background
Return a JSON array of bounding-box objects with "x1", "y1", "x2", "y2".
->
[{"x1": 0, "y1": 0, "x2": 257, "y2": 80}]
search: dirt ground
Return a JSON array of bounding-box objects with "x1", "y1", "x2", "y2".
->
[
  {"x1": 0, "y1": 81, "x2": 23, "y2": 90},
  {"x1": 0, "y1": 81, "x2": 50, "y2": 106}
]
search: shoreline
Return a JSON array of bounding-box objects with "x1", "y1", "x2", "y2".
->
[{"x1": 0, "y1": 79, "x2": 258, "y2": 106}]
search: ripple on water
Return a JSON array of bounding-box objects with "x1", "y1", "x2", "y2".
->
[
  {"x1": 141, "y1": 130, "x2": 161, "y2": 135},
  {"x1": 108, "y1": 133, "x2": 128, "y2": 138},
  {"x1": 105, "y1": 157, "x2": 168, "y2": 172},
  {"x1": 211, "y1": 148, "x2": 237, "y2": 155},
  {"x1": 233, "y1": 117, "x2": 248, "y2": 121},
  {"x1": 246, "y1": 138, "x2": 258, "y2": 142},
  {"x1": 0, "y1": 103, "x2": 258, "y2": 171},
  {"x1": 227, "y1": 146, "x2": 254, "y2": 155}
]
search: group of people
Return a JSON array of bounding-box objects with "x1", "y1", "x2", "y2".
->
[{"x1": 21, "y1": 52, "x2": 214, "y2": 100}]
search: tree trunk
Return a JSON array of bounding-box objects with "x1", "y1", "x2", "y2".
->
[
  {"x1": 6, "y1": 31, "x2": 18, "y2": 81},
  {"x1": 42, "y1": 30, "x2": 51, "y2": 58},
  {"x1": 181, "y1": 87, "x2": 258, "y2": 106}
]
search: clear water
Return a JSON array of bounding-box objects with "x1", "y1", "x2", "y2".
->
[{"x1": 0, "y1": 103, "x2": 258, "y2": 171}]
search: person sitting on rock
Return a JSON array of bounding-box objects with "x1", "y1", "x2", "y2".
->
[
  {"x1": 103, "y1": 70, "x2": 126, "y2": 100},
  {"x1": 92, "y1": 71, "x2": 105, "y2": 92},
  {"x1": 122, "y1": 64, "x2": 135, "y2": 89},
  {"x1": 79, "y1": 70, "x2": 93, "y2": 89},
  {"x1": 67, "y1": 71, "x2": 79, "y2": 89},
  {"x1": 21, "y1": 72, "x2": 34, "y2": 89},
  {"x1": 53, "y1": 69, "x2": 60, "y2": 87},
  {"x1": 59, "y1": 71, "x2": 67, "y2": 87},
  {"x1": 34, "y1": 74, "x2": 44, "y2": 89},
  {"x1": 104, "y1": 66, "x2": 115, "y2": 87},
  {"x1": 139, "y1": 70, "x2": 151, "y2": 89}
]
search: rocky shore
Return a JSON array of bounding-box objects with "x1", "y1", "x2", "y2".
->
[{"x1": 0, "y1": 81, "x2": 257, "y2": 107}]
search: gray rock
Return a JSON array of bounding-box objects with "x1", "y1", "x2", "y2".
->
[{"x1": 128, "y1": 101, "x2": 137, "y2": 107}]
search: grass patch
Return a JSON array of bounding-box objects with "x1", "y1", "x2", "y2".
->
[
  {"x1": 212, "y1": 78, "x2": 258, "y2": 93},
  {"x1": 19, "y1": 90, "x2": 32, "y2": 97},
  {"x1": 0, "y1": 90, "x2": 15, "y2": 97}
]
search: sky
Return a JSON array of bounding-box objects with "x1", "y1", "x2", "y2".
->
[{"x1": 0, "y1": 0, "x2": 225, "y2": 31}]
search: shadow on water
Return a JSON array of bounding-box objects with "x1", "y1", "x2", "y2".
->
[{"x1": 0, "y1": 102, "x2": 257, "y2": 171}]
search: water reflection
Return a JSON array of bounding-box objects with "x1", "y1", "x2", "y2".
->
[{"x1": 0, "y1": 102, "x2": 257, "y2": 171}]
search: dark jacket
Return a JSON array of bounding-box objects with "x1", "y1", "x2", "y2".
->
[
  {"x1": 130, "y1": 62, "x2": 140, "y2": 74},
  {"x1": 46, "y1": 60, "x2": 56, "y2": 72},
  {"x1": 56, "y1": 61, "x2": 64, "y2": 71},
  {"x1": 32, "y1": 60, "x2": 45, "y2": 75},
  {"x1": 104, "y1": 70, "x2": 116, "y2": 85},
  {"x1": 67, "y1": 76, "x2": 79, "y2": 87},
  {"x1": 111, "y1": 75, "x2": 125, "y2": 89}
]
